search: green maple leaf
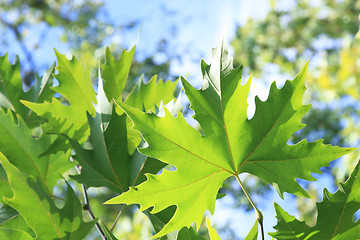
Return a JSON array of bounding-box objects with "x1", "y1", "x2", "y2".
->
[
  {"x1": 145, "y1": 205, "x2": 205, "y2": 240},
  {"x1": 176, "y1": 227, "x2": 206, "y2": 240},
  {"x1": 125, "y1": 74, "x2": 178, "y2": 112},
  {"x1": 0, "y1": 53, "x2": 55, "y2": 126},
  {"x1": 22, "y1": 50, "x2": 96, "y2": 143},
  {"x1": 0, "y1": 153, "x2": 96, "y2": 239},
  {"x1": 270, "y1": 160, "x2": 360, "y2": 239},
  {"x1": 124, "y1": 74, "x2": 179, "y2": 153},
  {"x1": 102, "y1": 46, "x2": 135, "y2": 101},
  {"x1": 106, "y1": 39, "x2": 354, "y2": 237},
  {"x1": 69, "y1": 73, "x2": 167, "y2": 193},
  {"x1": 69, "y1": 110, "x2": 132, "y2": 193},
  {"x1": 0, "y1": 109, "x2": 74, "y2": 194},
  {"x1": 0, "y1": 53, "x2": 27, "y2": 114}
]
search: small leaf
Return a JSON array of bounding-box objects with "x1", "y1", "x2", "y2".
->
[
  {"x1": 22, "y1": 63, "x2": 55, "y2": 127},
  {"x1": 124, "y1": 74, "x2": 178, "y2": 153},
  {"x1": 0, "y1": 54, "x2": 25, "y2": 114},
  {"x1": 177, "y1": 226, "x2": 206, "y2": 240},
  {"x1": 270, "y1": 203, "x2": 317, "y2": 239}
]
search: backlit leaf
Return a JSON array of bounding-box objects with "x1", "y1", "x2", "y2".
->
[
  {"x1": 102, "y1": 46, "x2": 135, "y2": 101},
  {"x1": 22, "y1": 50, "x2": 96, "y2": 142},
  {"x1": 106, "y1": 39, "x2": 353, "y2": 237},
  {"x1": 125, "y1": 74, "x2": 178, "y2": 112}
]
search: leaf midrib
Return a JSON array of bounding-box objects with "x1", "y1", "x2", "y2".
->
[
  {"x1": 216, "y1": 39, "x2": 239, "y2": 175},
  {"x1": 76, "y1": 153, "x2": 123, "y2": 193},
  {"x1": 99, "y1": 122, "x2": 125, "y2": 192},
  {"x1": 135, "y1": 114, "x2": 233, "y2": 175}
]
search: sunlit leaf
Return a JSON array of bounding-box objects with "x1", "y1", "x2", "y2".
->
[{"x1": 106, "y1": 39, "x2": 353, "y2": 237}]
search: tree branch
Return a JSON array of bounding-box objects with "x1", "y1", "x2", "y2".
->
[{"x1": 71, "y1": 157, "x2": 107, "y2": 240}]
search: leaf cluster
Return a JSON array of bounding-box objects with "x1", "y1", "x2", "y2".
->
[{"x1": 0, "y1": 37, "x2": 358, "y2": 240}]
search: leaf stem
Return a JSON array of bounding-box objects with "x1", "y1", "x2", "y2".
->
[
  {"x1": 235, "y1": 174, "x2": 264, "y2": 240},
  {"x1": 71, "y1": 157, "x2": 107, "y2": 240},
  {"x1": 110, "y1": 204, "x2": 125, "y2": 231}
]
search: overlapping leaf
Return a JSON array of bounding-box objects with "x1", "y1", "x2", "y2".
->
[
  {"x1": 22, "y1": 50, "x2": 96, "y2": 143},
  {"x1": 106, "y1": 39, "x2": 354, "y2": 237},
  {"x1": 0, "y1": 153, "x2": 96, "y2": 239},
  {"x1": 0, "y1": 54, "x2": 26, "y2": 115},
  {"x1": 125, "y1": 74, "x2": 178, "y2": 112},
  {"x1": 0, "y1": 205, "x2": 35, "y2": 239},
  {"x1": 69, "y1": 73, "x2": 169, "y2": 194},
  {"x1": 0, "y1": 53, "x2": 55, "y2": 126},
  {"x1": 0, "y1": 165, "x2": 11, "y2": 204},
  {"x1": 124, "y1": 74, "x2": 179, "y2": 153},
  {"x1": 102, "y1": 46, "x2": 135, "y2": 101},
  {"x1": 270, "y1": 160, "x2": 360, "y2": 239},
  {"x1": 144, "y1": 205, "x2": 205, "y2": 240},
  {"x1": 0, "y1": 109, "x2": 73, "y2": 193},
  {"x1": 69, "y1": 109, "x2": 131, "y2": 193}
]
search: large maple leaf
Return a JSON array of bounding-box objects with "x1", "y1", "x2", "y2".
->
[
  {"x1": 270, "y1": 160, "x2": 360, "y2": 239},
  {"x1": 106, "y1": 39, "x2": 354, "y2": 237}
]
